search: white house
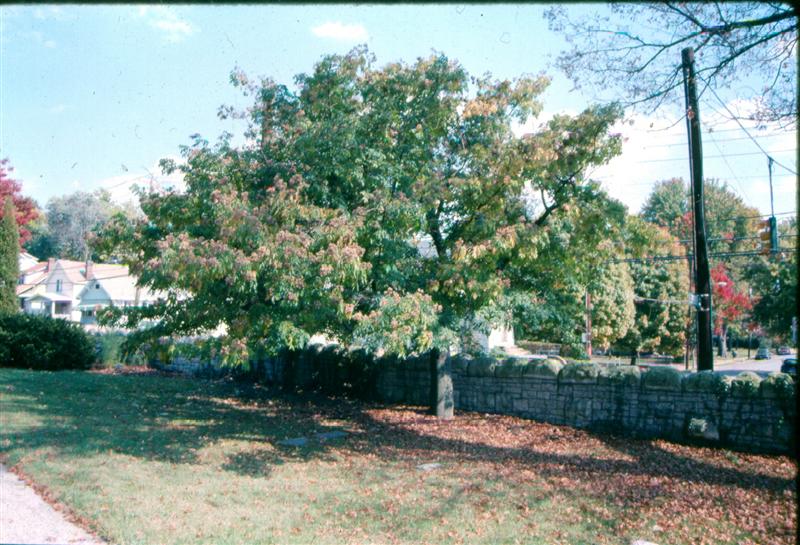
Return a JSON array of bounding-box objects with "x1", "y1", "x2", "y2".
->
[
  {"x1": 17, "y1": 259, "x2": 160, "y2": 327},
  {"x1": 76, "y1": 264, "x2": 161, "y2": 328}
]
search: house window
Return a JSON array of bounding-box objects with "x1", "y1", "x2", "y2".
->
[
  {"x1": 95, "y1": 283, "x2": 100, "y2": 289},
  {"x1": 56, "y1": 279, "x2": 62, "y2": 293}
]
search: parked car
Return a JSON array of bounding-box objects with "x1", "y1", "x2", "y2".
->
[
  {"x1": 780, "y1": 358, "x2": 797, "y2": 375},
  {"x1": 776, "y1": 346, "x2": 792, "y2": 355},
  {"x1": 754, "y1": 348, "x2": 771, "y2": 360}
]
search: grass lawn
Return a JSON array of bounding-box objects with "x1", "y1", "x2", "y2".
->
[{"x1": 0, "y1": 368, "x2": 796, "y2": 545}]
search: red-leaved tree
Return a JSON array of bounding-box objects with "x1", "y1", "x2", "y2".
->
[
  {"x1": 711, "y1": 263, "x2": 752, "y2": 357},
  {"x1": 0, "y1": 159, "x2": 38, "y2": 245}
]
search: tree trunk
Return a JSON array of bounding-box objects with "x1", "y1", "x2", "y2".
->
[
  {"x1": 630, "y1": 351, "x2": 638, "y2": 366},
  {"x1": 429, "y1": 349, "x2": 454, "y2": 420},
  {"x1": 718, "y1": 325, "x2": 728, "y2": 357}
]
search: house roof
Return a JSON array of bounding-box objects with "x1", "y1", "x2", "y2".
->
[
  {"x1": 82, "y1": 265, "x2": 162, "y2": 303},
  {"x1": 22, "y1": 292, "x2": 73, "y2": 302},
  {"x1": 54, "y1": 259, "x2": 89, "y2": 284}
]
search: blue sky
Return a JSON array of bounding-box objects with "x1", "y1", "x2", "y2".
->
[{"x1": 1, "y1": 4, "x2": 796, "y2": 215}]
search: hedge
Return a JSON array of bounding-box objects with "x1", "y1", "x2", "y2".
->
[{"x1": 0, "y1": 313, "x2": 95, "y2": 370}]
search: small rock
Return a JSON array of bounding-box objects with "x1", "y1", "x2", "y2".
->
[
  {"x1": 278, "y1": 437, "x2": 309, "y2": 447},
  {"x1": 631, "y1": 540, "x2": 660, "y2": 545},
  {"x1": 416, "y1": 463, "x2": 442, "y2": 472},
  {"x1": 316, "y1": 431, "x2": 348, "y2": 441}
]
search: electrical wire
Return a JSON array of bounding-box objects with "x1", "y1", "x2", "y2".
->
[{"x1": 700, "y1": 79, "x2": 799, "y2": 176}]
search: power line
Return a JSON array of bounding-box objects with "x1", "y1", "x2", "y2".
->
[
  {"x1": 633, "y1": 148, "x2": 797, "y2": 164},
  {"x1": 639, "y1": 132, "x2": 794, "y2": 149},
  {"x1": 614, "y1": 248, "x2": 798, "y2": 264},
  {"x1": 700, "y1": 80, "x2": 799, "y2": 176}
]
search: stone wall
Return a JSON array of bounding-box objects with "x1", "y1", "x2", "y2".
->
[
  {"x1": 149, "y1": 347, "x2": 796, "y2": 455},
  {"x1": 372, "y1": 356, "x2": 796, "y2": 455}
]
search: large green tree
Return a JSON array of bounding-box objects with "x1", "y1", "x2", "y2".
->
[
  {"x1": 0, "y1": 198, "x2": 19, "y2": 314},
  {"x1": 641, "y1": 177, "x2": 761, "y2": 255},
  {"x1": 511, "y1": 192, "x2": 634, "y2": 356},
  {"x1": 101, "y1": 48, "x2": 624, "y2": 414},
  {"x1": 28, "y1": 189, "x2": 137, "y2": 261},
  {"x1": 745, "y1": 217, "x2": 798, "y2": 343},
  {"x1": 619, "y1": 217, "x2": 690, "y2": 361}
]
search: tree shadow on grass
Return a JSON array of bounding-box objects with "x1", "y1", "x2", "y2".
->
[
  {"x1": 1, "y1": 369, "x2": 794, "y2": 506},
  {"x1": 0, "y1": 370, "x2": 346, "y2": 474}
]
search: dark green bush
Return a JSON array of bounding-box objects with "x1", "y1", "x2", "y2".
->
[
  {"x1": 730, "y1": 372, "x2": 762, "y2": 397},
  {"x1": 682, "y1": 370, "x2": 730, "y2": 395},
  {"x1": 0, "y1": 313, "x2": 95, "y2": 370},
  {"x1": 760, "y1": 372, "x2": 795, "y2": 399},
  {"x1": 94, "y1": 332, "x2": 127, "y2": 367}
]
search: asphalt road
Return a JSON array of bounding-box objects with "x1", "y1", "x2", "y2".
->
[{"x1": 712, "y1": 354, "x2": 792, "y2": 376}]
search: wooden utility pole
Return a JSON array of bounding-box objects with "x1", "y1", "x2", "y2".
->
[{"x1": 682, "y1": 47, "x2": 713, "y2": 372}]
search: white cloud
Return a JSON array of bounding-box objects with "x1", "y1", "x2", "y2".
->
[
  {"x1": 137, "y1": 6, "x2": 196, "y2": 43},
  {"x1": 311, "y1": 21, "x2": 368, "y2": 42},
  {"x1": 48, "y1": 104, "x2": 67, "y2": 114}
]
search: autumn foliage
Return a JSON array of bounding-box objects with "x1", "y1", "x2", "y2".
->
[{"x1": 0, "y1": 159, "x2": 38, "y2": 245}]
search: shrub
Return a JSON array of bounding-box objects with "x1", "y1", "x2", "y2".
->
[
  {"x1": 730, "y1": 372, "x2": 761, "y2": 397},
  {"x1": 683, "y1": 370, "x2": 730, "y2": 395},
  {"x1": 642, "y1": 365, "x2": 682, "y2": 391},
  {"x1": 760, "y1": 372, "x2": 795, "y2": 399},
  {"x1": 558, "y1": 361, "x2": 600, "y2": 383},
  {"x1": 0, "y1": 313, "x2": 95, "y2": 370},
  {"x1": 599, "y1": 365, "x2": 641, "y2": 387},
  {"x1": 94, "y1": 332, "x2": 127, "y2": 367},
  {"x1": 524, "y1": 358, "x2": 563, "y2": 379}
]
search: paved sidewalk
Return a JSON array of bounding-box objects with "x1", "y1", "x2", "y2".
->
[{"x1": 0, "y1": 465, "x2": 105, "y2": 545}]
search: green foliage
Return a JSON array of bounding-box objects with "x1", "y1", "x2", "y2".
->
[
  {"x1": 745, "y1": 223, "x2": 797, "y2": 342},
  {"x1": 558, "y1": 361, "x2": 600, "y2": 382},
  {"x1": 33, "y1": 189, "x2": 138, "y2": 261},
  {"x1": 513, "y1": 193, "x2": 631, "y2": 352},
  {"x1": 619, "y1": 217, "x2": 689, "y2": 357},
  {"x1": 599, "y1": 365, "x2": 641, "y2": 387},
  {"x1": 682, "y1": 370, "x2": 730, "y2": 395},
  {"x1": 730, "y1": 372, "x2": 762, "y2": 397},
  {"x1": 589, "y1": 262, "x2": 635, "y2": 351},
  {"x1": 525, "y1": 358, "x2": 563, "y2": 379},
  {"x1": 100, "y1": 47, "x2": 624, "y2": 364},
  {"x1": 759, "y1": 373, "x2": 795, "y2": 399},
  {"x1": 94, "y1": 332, "x2": 127, "y2": 367},
  {"x1": 354, "y1": 289, "x2": 453, "y2": 358},
  {"x1": 0, "y1": 313, "x2": 95, "y2": 370},
  {"x1": 0, "y1": 197, "x2": 18, "y2": 314},
  {"x1": 642, "y1": 365, "x2": 682, "y2": 391}
]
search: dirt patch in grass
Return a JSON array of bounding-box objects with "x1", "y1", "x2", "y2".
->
[{"x1": 0, "y1": 368, "x2": 795, "y2": 545}]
